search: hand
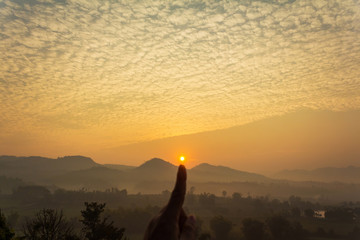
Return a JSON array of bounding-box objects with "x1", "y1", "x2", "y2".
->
[{"x1": 144, "y1": 165, "x2": 197, "y2": 240}]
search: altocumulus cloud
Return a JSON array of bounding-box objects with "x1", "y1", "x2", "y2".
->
[{"x1": 0, "y1": 0, "x2": 359, "y2": 147}]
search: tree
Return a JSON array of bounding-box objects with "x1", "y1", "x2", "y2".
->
[
  {"x1": 13, "y1": 186, "x2": 51, "y2": 203},
  {"x1": 232, "y1": 192, "x2": 242, "y2": 201},
  {"x1": 80, "y1": 202, "x2": 125, "y2": 240},
  {"x1": 348, "y1": 226, "x2": 360, "y2": 240},
  {"x1": 304, "y1": 209, "x2": 314, "y2": 218},
  {"x1": 22, "y1": 209, "x2": 78, "y2": 240},
  {"x1": 199, "y1": 193, "x2": 216, "y2": 207},
  {"x1": 242, "y1": 218, "x2": 266, "y2": 240},
  {"x1": 291, "y1": 207, "x2": 301, "y2": 217},
  {"x1": 325, "y1": 208, "x2": 354, "y2": 222},
  {"x1": 210, "y1": 215, "x2": 232, "y2": 240},
  {"x1": 266, "y1": 215, "x2": 307, "y2": 240},
  {"x1": 0, "y1": 209, "x2": 15, "y2": 240},
  {"x1": 6, "y1": 211, "x2": 19, "y2": 229}
]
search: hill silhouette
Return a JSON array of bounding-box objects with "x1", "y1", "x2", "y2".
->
[
  {"x1": 0, "y1": 155, "x2": 99, "y2": 182},
  {"x1": 189, "y1": 163, "x2": 268, "y2": 182},
  {"x1": 50, "y1": 166, "x2": 125, "y2": 189},
  {"x1": 94, "y1": 110, "x2": 360, "y2": 173},
  {"x1": 274, "y1": 166, "x2": 360, "y2": 183},
  {"x1": 0, "y1": 155, "x2": 269, "y2": 190},
  {"x1": 2, "y1": 155, "x2": 360, "y2": 200}
]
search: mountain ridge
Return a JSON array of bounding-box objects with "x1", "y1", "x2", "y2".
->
[
  {"x1": 274, "y1": 165, "x2": 360, "y2": 183},
  {"x1": 94, "y1": 110, "x2": 360, "y2": 173}
]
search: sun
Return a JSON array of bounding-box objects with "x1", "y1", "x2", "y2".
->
[{"x1": 179, "y1": 156, "x2": 185, "y2": 163}]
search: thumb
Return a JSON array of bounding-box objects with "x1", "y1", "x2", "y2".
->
[
  {"x1": 166, "y1": 164, "x2": 187, "y2": 216},
  {"x1": 180, "y1": 215, "x2": 197, "y2": 240}
]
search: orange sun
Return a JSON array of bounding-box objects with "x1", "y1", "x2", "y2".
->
[{"x1": 179, "y1": 156, "x2": 185, "y2": 163}]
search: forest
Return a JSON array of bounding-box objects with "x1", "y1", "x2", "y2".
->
[{"x1": 1, "y1": 185, "x2": 360, "y2": 240}]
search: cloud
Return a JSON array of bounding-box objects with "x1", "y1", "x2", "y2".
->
[{"x1": 0, "y1": 0, "x2": 359, "y2": 148}]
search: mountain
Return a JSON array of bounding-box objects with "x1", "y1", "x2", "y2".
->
[
  {"x1": 122, "y1": 158, "x2": 271, "y2": 193},
  {"x1": 189, "y1": 163, "x2": 268, "y2": 182},
  {"x1": 0, "y1": 176, "x2": 26, "y2": 194},
  {"x1": 50, "y1": 166, "x2": 125, "y2": 190},
  {"x1": 0, "y1": 155, "x2": 270, "y2": 191},
  {"x1": 274, "y1": 166, "x2": 360, "y2": 183},
  {"x1": 0, "y1": 155, "x2": 99, "y2": 182},
  {"x1": 94, "y1": 110, "x2": 360, "y2": 173},
  {"x1": 2, "y1": 155, "x2": 360, "y2": 200},
  {"x1": 130, "y1": 158, "x2": 178, "y2": 181},
  {"x1": 104, "y1": 164, "x2": 135, "y2": 171}
]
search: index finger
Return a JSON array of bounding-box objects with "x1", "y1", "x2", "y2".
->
[{"x1": 166, "y1": 164, "x2": 187, "y2": 216}]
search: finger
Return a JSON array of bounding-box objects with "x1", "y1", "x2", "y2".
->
[
  {"x1": 180, "y1": 215, "x2": 197, "y2": 240},
  {"x1": 166, "y1": 164, "x2": 187, "y2": 216}
]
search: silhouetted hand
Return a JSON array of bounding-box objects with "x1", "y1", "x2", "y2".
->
[{"x1": 144, "y1": 165, "x2": 197, "y2": 240}]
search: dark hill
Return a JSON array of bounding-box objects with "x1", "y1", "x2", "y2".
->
[
  {"x1": 136, "y1": 158, "x2": 177, "y2": 171},
  {"x1": 96, "y1": 110, "x2": 360, "y2": 173},
  {"x1": 50, "y1": 166, "x2": 124, "y2": 190},
  {"x1": 0, "y1": 155, "x2": 99, "y2": 182},
  {"x1": 130, "y1": 158, "x2": 178, "y2": 182},
  {"x1": 189, "y1": 163, "x2": 269, "y2": 182},
  {"x1": 274, "y1": 166, "x2": 360, "y2": 183}
]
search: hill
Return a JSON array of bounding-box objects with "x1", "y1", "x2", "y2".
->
[
  {"x1": 50, "y1": 166, "x2": 125, "y2": 190},
  {"x1": 94, "y1": 110, "x2": 360, "y2": 173},
  {"x1": 274, "y1": 166, "x2": 360, "y2": 183},
  {"x1": 0, "y1": 155, "x2": 99, "y2": 182},
  {"x1": 189, "y1": 163, "x2": 268, "y2": 182},
  {"x1": 2, "y1": 155, "x2": 360, "y2": 200},
  {"x1": 0, "y1": 155, "x2": 270, "y2": 192}
]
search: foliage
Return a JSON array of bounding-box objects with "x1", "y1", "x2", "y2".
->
[
  {"x1": 242, "y1": 218, "x2": 266, "y2": 240},
  {"x1": 266, "y1": 215, "x2": 307, "y2": 240},
  {"x1": 22, "y1": 209, "x2": 78, "y2": 240},
  {"x1": 304, "y1": 208, "x2": 314, "y2": 218},
  {"x1": 347, "y1": 226, "x2": 360, "y2": 240},
  {"x1": 12, "y1": 186, "x2": 51, "y2": 204},
  {"x1": 325, "y1": 207, "x2": 354, "y2": 222},
  {"x1": 106, "y1": 207, "x2": 153, "y2": 234},
  {"x1": 199, "y1": 193, "x2": 215, "y2": 207},
  {"x1": 80, "y1": 202, "x2": 125, "y2": 240},
  {"x1": 0, "y1": 209, "x2": 15, "y2": 240},
  {"x1": 209, "y1": 215, "x2": 232, "y2": 240}
]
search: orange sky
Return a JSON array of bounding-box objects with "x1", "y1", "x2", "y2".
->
[{"x1": 0, "y1": 0, "x2": 359, "y2": 172}]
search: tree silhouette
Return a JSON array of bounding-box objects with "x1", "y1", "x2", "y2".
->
[
  {"x1": 0, "y1": 209, "x2": 14, "y2": 240},
  {"x1": 22, "y1": 209, "x2": 78, "y2": 240},
  {"x1": 266, "y1": 215, "x2": 292, "y2": 240},
  {"x1": 13, "y1": 186, "x2": 51, "y2": 204},
  {"x1": 242, "y1": 218, "x2": 266, "y2": 240},
  {"x1": 325, "y1": 207, "x2": 354, "y2": 222},
  {"x1": 232, "y1": 192, "x2": 242, "y2": 201},
  {"x1": 210, "y1": 215, "x2": 232, "y2": 240},
  {"x1": 80, "y1": 202, "x2": 125, "y2": 240},
  {"x1": 266, "y1": 215, "x2": 307, "y2": 240},
  {"x1": 304, "y1": 209, "x2": 314, "y2": 218},
  {"x1": 199, "y1": 193, "x2": 215, "y2": 207}
]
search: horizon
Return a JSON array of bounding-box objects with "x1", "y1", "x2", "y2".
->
[
  {"x1": 2, "y1": 142, "x2": 360, "y2": 176},
  {"x1": 1, "y1": 109, "x2": 360, "y2": 174}
]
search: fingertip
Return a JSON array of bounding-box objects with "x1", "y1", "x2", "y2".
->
[
  {"x1": 166, "y1": 165, "x2": 187, "y2": 214},
  {"x1": 178, "y1": 164, "x2": 187, "y2": 181}
]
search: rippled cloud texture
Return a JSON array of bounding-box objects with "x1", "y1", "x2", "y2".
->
[{"x1": 0, "y1": 0, "x2": 359, "y2": 155}]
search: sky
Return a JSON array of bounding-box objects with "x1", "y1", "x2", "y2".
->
[{"x1": 0, "y1": 0, "x2": 359, "y2": 169}]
